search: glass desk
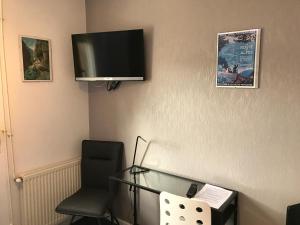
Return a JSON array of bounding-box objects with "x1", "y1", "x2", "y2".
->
[{"x1": 110, "y1": 165, "x2": 238, "y2": 225}]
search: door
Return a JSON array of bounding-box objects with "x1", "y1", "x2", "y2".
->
[{"x1": 0, "y1": 62, "x2": 11, "y2": 225}]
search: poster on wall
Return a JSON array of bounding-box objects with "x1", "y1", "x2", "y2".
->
[
  {"x1": 20, "y1": 36, "x2": 52, "y2": 81},
  {"x1": 216, "y1": 29, "x2": 261, "y2": 88}
]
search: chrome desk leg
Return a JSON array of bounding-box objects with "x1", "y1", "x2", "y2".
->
[{"x1": 133, "y1": 185, "x2": 138, "y2": 225}]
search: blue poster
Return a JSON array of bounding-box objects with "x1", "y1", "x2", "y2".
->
[{"x1": 216, "y1": 29, "x2": 260, "y2": 88}]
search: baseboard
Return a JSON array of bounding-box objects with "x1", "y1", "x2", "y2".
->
[{"x1": 118, "y1": 218, "x2": 131, "y2": 225}]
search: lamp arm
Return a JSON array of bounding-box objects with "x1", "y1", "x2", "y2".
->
[{"x1": 131, "y1": 136, "x2": 147, "y2": 168}]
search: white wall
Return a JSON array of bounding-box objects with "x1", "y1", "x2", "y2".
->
[
  {"x1": 86, "y1": 0, "x2": 300, "y2": 225},
  {"x1": 3, "y1": 0, "x2": 89, "y2": 173}
]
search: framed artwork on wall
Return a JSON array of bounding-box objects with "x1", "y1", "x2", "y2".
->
[
  {"x1": 216, "y1": 29, "x2": 261, "y2": 88},
  {"x1": 20, "y1": 36, "x2": 52, "y2": 81}
]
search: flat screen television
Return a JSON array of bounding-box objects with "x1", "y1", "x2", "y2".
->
[{"x1": 72, "y1": 29, "x2": 145, "y2": 81}]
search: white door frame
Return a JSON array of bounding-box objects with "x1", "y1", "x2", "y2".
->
[
  {"x1": 0, "y1": 0, "x2": 13, "y2": 224},
  {"x1": 0, "y1": 47, "x2": 12, "y2": 225},
  {"x1": 0, "y1": 108, "x2": 11, "y2": 225}
]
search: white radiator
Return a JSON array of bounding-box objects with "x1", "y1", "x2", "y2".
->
[{"x1": 18, "y1": 158, "x2": 81, "y2": 225}]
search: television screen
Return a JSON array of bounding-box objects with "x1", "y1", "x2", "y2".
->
[{"x1": 72, "y1": 29, "x2": 145, "y2": 81}]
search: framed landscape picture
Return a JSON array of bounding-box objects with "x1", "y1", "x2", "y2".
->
[
  {"x1": 20, "y1": 36, "x2": 52, "y2": 81},
  {"x1": 216, "y1": 29, "x2": 261, "y2": 88}
]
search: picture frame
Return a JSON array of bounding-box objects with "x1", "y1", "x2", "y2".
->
[
  {"x1": 216, "y1": 29, "x2": 261, "y2": 88},
  {"x1": 20, "y1": 36, "x2": 52, "y2": 82}
]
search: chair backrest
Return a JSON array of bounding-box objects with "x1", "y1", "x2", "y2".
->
[
  {"x1": 160, "y1": 191, "x2": 211, "y2": 225},
  {"x1": 286, "y1": 203, "x2": 300, "y2": 225},
  {"x1": 81, "y1": 140, "x2": 123, "y2": 190}
]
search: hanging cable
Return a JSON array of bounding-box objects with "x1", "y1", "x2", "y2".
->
[{"x1": 106, "y1": 81, "x2": 121, "y2": 91}]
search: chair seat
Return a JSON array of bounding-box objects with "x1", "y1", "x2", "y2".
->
[{"x1": 56, "y1": 188, "x2": 111, "y2": 218}]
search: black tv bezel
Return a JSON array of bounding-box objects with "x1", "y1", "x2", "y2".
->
[{"x1": 72, "y1": 29, "x2": 145, "y2": 82}]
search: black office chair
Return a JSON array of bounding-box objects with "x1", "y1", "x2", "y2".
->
[
  {"x1": 286, "y1": 203, "x2": 300, "y2": 225},
  {"x1": 56, "y1": 140, "x2": 123, "y2": 225}
]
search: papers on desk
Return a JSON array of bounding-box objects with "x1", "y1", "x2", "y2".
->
[{"x1": 194, "y1": 184, "x2": 233, "y2": 209}]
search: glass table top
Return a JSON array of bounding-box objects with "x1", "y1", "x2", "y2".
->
[
  {"x1": 110, "y1": 166, "x2": 238, "y2": 216},
  {"x1": 124, "y1": 166, "x2": 205, "y2": 195},
  {"x1": 110, "y1": 165, "x2": 237, "y2": 212}
]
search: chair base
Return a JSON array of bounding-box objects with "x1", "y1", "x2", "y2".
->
[{"x1": 71, "y1": 217, "x2": 119, "y2": 225}]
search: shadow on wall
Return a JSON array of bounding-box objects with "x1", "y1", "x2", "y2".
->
[
  {"x1": 144, "y1": 26, "x2": 154, "y2": 81},
  {"x1": 88, "y1": 26, "x2": 154, "y2": 140},
  {"x1": 139, "y1": 190, "x2": 160, "y2": 225},
  {"x1": 210, "y1": 174, "x2": 284, "y2": 225},
  {"x1": 239, "y1": 193, "x2": 281, "y2": 225},
  {"x1": 109, "y1": 139, "x2": 181, "y2": 224},
  {"x1": 78, "y1": 81, "x2": 89, "y2": 93},
  {"x1": 139, "y1": 139, "x2": 181, "y2": 168}
]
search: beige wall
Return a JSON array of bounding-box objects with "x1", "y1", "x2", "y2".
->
[
  {"x1": 3, "y1": 0, "x2": 89, "y2": 173},
  {"x1": 86, "y1": 0, "x2": 300, "y2": 225}
]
